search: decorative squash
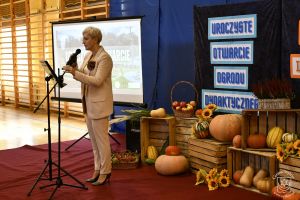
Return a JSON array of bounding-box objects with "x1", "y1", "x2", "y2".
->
[
  {"x1": 282, "y1": 132, "x2": 298, "y2": 143},
  {"x1": 239, "y1": 166, "x2": 255, "y2": 187},
  {"x1": 192, "y1": 120, "x2": 210, "y2": 139},
  {"x1": 253, "y1": 169, "x2": 268, "y2": 187},
  {"x1": 267, "y1": 127, "x2": 284, "y2": 148},
  {"x1": 247, "y1": 134, "x2": 267, "y2": 149},
  {"x1": 150, "y1": 108, "x2": 166, "y2": 118},
  {"x1": 256, "y1": 177, "x2": 273, "y2": 193},
  {"x1": 155, "y1": 155, "x2": 189, "y2": 175},
  {"x1": 209, "y1": 114, "x2": 242, "y2": 142},
  {"x1": 147, "y1": 146, "x2": 158, "y2": 160}
]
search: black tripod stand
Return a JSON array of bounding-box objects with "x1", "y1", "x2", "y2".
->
[
  {"x1": 27, "y1": 61, "x2": 87, "y2": 199},
  {"x1": 64, "y1": 112, "x2": 121, "y2": 151}
]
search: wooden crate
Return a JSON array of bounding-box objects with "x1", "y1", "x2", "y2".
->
[
  {"x1": 279, "y1": 156, "x2": 300, "y2": 193},
  {"x1": 189, "y1": 138, "x2": 230, "y2": 173},
  {"x1": 241, "y1": 109, "x2": 300, "y2": 149},
  {"x1": 140, "y1": 116, "x2": 175, "y2": 162},
  {"x1": 227, "y1": 147, "x2": 278, "y2": 195},
  {"x1": 175, "y1": 117, "x2": 198, "y2": 157}
]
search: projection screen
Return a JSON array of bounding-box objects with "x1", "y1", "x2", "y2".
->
[{"x1": 52, "y1": 17, "x2": 143, "y2": 104}]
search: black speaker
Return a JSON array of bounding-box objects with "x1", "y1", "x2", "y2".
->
[{"x1": 125, "y1": 120, "x2": 140, "y2": 152}]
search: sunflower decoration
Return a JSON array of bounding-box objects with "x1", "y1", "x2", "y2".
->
[
  {"x1": 195, "y1": 167, "x2": 230, "y2": 191},
  {"x1": 276, "y1": 139, "x2": 300, "y2": 162},
  {"x1": 219, "y1": 175, "x2": 230, "y2": 188},
  {"x1": 205, "y1": 173, "x2": 213, "y2": 183},
  {"x1": 219, "y1": 169, "x2": 229, "y2": 177},
  {"x1": 293, "y1": 140, "x2": 300, "y2": 150},
  {"x1": 208, "y1": 168, "x2": 218, "y2": 177},
  {"x1": 195, "y1": 103, "x2": 217, "y2": 121},
  {"x1": 206, "y1": 103, "x2": 217, "y2": 112},
  {"x1": 276, "y1": 143, "x2": 287, "y2": 162},
  {"x1": 285, "y1": 142, "x2": 295, "y2": 155},
  {"x1": 201, "y1": 108, "x2": 213, "y2": 120},
  {"x1": 208, "y1": 178, "x2": 219, "y2": 191}
]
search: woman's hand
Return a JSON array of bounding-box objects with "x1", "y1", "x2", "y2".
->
[{"x1": 63, "y1": 65, "x2": 76, "y2": 76}]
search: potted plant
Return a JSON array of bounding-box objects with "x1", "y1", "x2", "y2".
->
[{"x1": 252, "y1": 78, "x2": 295, "y2": 109}]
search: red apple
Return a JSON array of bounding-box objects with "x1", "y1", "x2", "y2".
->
[
  {"x1": 233, "y1": 170, "x2": 243, "y2": 184},
  {"x1": 180, "y1": 101, "x2": 187, "y2": 108},
  {"x1": 189, "y1": 101, "x2": 197, "y2": 107},
  {"x1": 175, "y1": 106, "x2": 181, "y2": 111},
  {"x1": 165, "y1": 146, "x2": 181, "y2": 156},
  {"x1": 232, "y1": 135, "x2": 241, "y2": 148},
  {"x1": 172, "y1": 101, "x2": 180, "y2": 108}
]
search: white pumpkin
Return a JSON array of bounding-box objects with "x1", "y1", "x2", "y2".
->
[{"x1": 282, "y1": 132, "x2": 298, "y2": 143}]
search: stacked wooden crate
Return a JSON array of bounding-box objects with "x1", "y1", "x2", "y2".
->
[
  {"x1": 140, "y1": 116, "x2": 175, "y2": 162},
  {"x1": 227, "y1": 147, "x2": 277, "y2": 195},
  {"x1": 241, "y1": 109, "x2": 300, "y2": 149},
  {"x1": 175, "y1": 117, "x2": 198, "y2": 157},
  {"x1": 279, "y1": 156, "x2": 300, "y2": 193},
  {"x1": 229, "y1": 109, "x2": 300, "y2": 195},
  {"x1": 189, "y1": 138, "x2": 230, "y2": 173}
]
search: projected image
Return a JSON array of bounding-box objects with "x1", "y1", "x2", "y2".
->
[{"x1": 52, "y1": 18, "x2": 143, "y2": 104}]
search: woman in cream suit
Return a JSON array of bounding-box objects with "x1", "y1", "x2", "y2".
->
[{"x1": 64, "y1": 26, "x2": 113, "y2": 186}]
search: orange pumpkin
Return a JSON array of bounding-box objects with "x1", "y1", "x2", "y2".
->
[
  {"x1": 283, "y1": 193, "x2": 300, "y2": 200},
  {"x1": 247, "y1": 134, "x2": 267, "y2": 149},
  {"x1": 272, "y1": 186, "x2": 289, "y2": 200},
  {"x1": 209, "y1": 114, "x2": 242, "y2": 142},
  {"x1": 165, "y1": 146, "x2": 181, "y2": 156},
  {"x1": 155, "y1": 155, "x2": 189, "y2": 175}
]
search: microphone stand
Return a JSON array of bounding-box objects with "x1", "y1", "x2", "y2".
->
[
  {"x1": 28, "y1": 65, "x2": 87, "y2": 200},
  {"x1": 27, "y1": 74, "x2": 54, "y2": 196},
  {"x1": 33, "y1": 70, "x2": 66, "y2": 114}
]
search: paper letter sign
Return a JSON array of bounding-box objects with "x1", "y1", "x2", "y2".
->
[{"x1": 208, "y1": 14, "x2": 257, "y2": 40}]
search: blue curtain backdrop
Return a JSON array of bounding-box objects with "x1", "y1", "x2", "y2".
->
[
  {"x1": 109, "y1": 0, "x2": 230, "y2": 133},
  {"x1": 110, "y1": 0, "x2": 234, "y2": 111},
  {"x1": 109, "y1": 0, "x2": 289, "y2": 133}
]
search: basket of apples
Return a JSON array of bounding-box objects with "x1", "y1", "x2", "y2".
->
[{"x1": 171, "y1": 81, "x2": 198, "y2": 118}]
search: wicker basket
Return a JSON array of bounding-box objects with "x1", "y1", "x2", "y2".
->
[
  {"x1": 171, "y1": 81, "x2": 198, "y2": 118},
  {"x1": 111, "y1": 151, "x2": 140, "y2": 169},
  {"x1": 112, "y1": 161, "x2": 139, "y2": 169}
]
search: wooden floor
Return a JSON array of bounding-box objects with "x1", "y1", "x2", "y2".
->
[{"x1": 0, "y1": 105, "x2": 88, "y2": 150}]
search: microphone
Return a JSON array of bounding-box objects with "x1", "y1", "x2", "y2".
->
[
  {"x1": 66, "y1": 49, "x2": 81, "y2": 66},
  {"x1": 60, "y1": 49, "x2": 81, "y2": 87}
]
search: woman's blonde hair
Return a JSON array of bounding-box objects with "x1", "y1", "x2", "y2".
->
[{"x1": 83, "y1": 26, "x2": 102, "y2": 44}]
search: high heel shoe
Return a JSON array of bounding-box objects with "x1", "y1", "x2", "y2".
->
[
  {"x1": 85, "y1": 174, "x2": 100, "y2": 183},
  {"x1": 92, "y1": 173, "x2": 111, "y2": 186}
]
